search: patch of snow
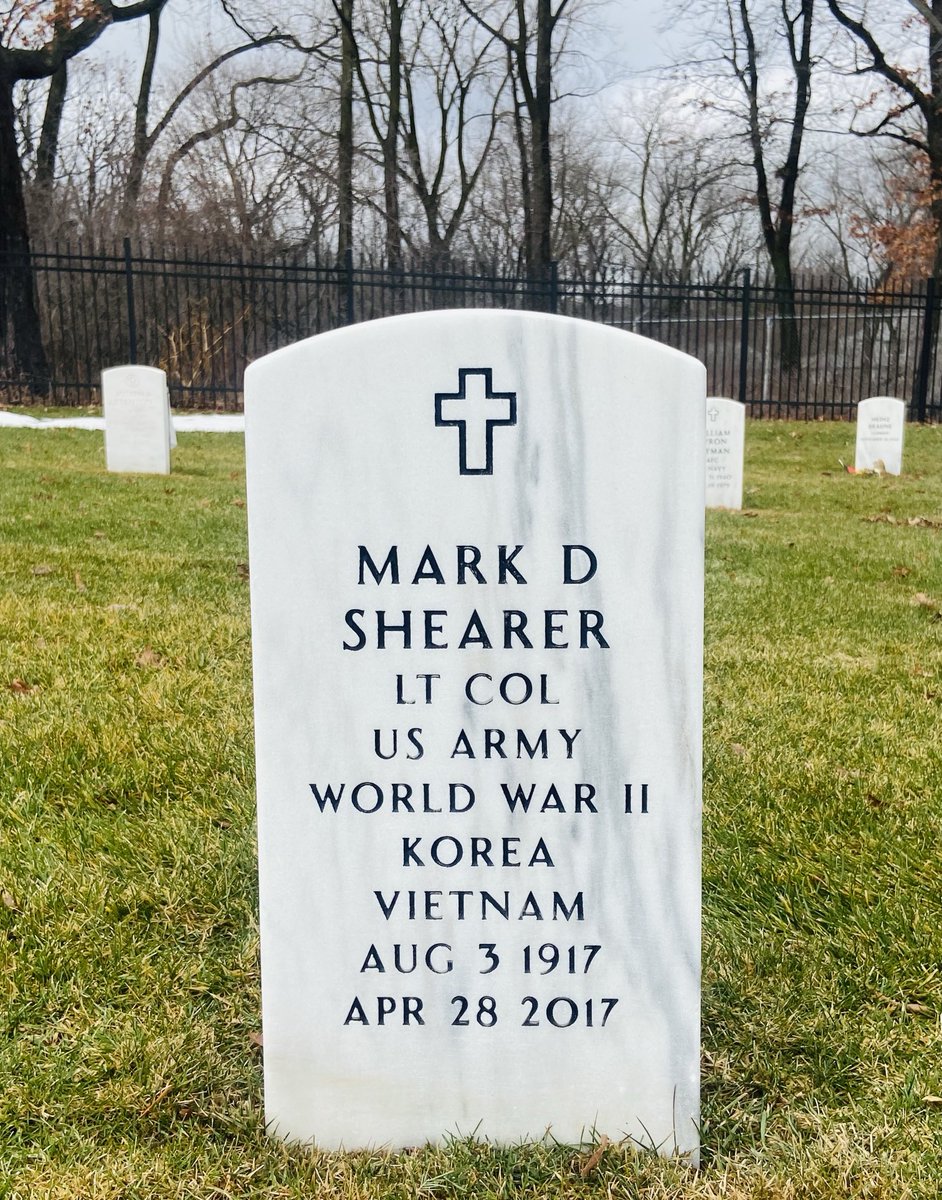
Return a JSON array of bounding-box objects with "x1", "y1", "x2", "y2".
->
[{"x1": 0, "y1": 412, "x2": 245, "y2": 433}]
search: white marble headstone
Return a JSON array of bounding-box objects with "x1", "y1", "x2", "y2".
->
[
  {"x1": 102, "y1": 365, "x2": 172, "y2": 474},
  {"x1": 855, "y1": 396, "x2": 905, "y2": 475},
  {"x1": 705, "y1": 397, "x2": 745, "y2": 509},
  {"x1": 244, "y1": 311, "x2": 705, "y2": 1158}
]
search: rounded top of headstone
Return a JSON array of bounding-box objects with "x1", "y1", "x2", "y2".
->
[
  {"x1": 101, "y1": 364, "x2": 168, "y2": 382},
  {"x1": 245, "y1": 309, "x2": 705, "y2": 384}
]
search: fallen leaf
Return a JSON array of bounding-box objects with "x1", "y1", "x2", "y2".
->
[
  {"x1": 230, "y1": 498, "x2": 245, "y2": 508},
  {"x1": 248, "y1": 1031, "x2": 264, "y2": 1048},
  {"x1": 9, "y1": 679, "x2": 35, "y2": 694},
  {"x1": 865, "y1": 513, "x2": 942, "y2": 529},
  {"x1": 911, "y1": 594, "x2": 936, "y2": 607},
  {"x1": 729, "y1": 743, "x2": 747, "y2": 757},
  {"x1": 1, "y1": 891, "x2": 16, "y2": 910},
  {"x1": 31, "y1": 564, "x2": 53, "y2": 576},
  {"x1": 93, "y1": 530, "x2": 106, "y2": 539},
  {"x1": 892, "y1": 565, "x2": 911, "y2": 577},
  {"x1": 579, "y1": 1135, "x2": 610, "y2": 1176},
  {"x1": 74, "y1": 572, "x2": 86, "y2": 592},
  {"x1": 236, "y1": 563, "x2": 249, "y2": 581},
  {"x1": 135, "y1": 648, "x2": 164, "y2": 668}
]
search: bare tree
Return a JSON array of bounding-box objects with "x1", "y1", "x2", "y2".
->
[
  {"x1": 810, "y1": 138, "x2": 932, "y2": 282},
  {"x1": 461, "y1": 0, "x2": 573, "y2": 290},
  {"x1": 336, "y1": 0, "x2": 355, "y2": 256},
  {"x1": 1, "y1": 0, "x2": 164, "y2": 391},
  {"x1": 826, "y1": 0, "x2": 942, "y2": 279},
  {"x1": 600, "y1": 98, "x2": 759, "y2": 282},
  {"x1": 717, "y1": 0, "x2": 816, "y2": 368},
  {"x1": 153, "y1": 65, "x2": 317, "y2": 245},
  {"x1": 338, "y1": 0, "x2": 407, "y2": 267},
  {"x1": 399, "y1": 0, "x2": 508, "y2": 263},
  {"x1": 119, "y1": 2, "x2": 305, "y2": 228}
]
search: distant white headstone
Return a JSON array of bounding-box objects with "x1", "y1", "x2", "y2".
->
[
  {"x1": 705, "y1": 397, "x2": 745, "y2": 509},
  {"x1": 855, "y1": 396, "x2": 905, "y2": 475},
  {"x1": 102, "y1": 365, "x2": 172, "y2": 474},
  {"x1": 244, "y1": 311, "x2": 705, "y2": 1158},
  {"x1": 167, "y1": 381, "x2": 177, "y2": 449}
]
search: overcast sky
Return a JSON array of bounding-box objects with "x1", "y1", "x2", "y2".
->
[{"x1": 89, "y1": 0, "x2": 675, "y2": 84}]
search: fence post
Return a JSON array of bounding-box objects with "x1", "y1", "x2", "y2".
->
[
  {"x1": 549, "y1": 260, "x2": 559, "y2": 314},
  {"x1": 344, "y1": 245, "x2": 355, "y2": 326},
  {"x1": 123, "y1": 237, "x2": 138, "y2": 364},
  {"x1": 738, "y1": 266, "x2": 751, "y2": 407},
  {"x1": 913, "y1": 275, "x2": 936, "y2": 423}
]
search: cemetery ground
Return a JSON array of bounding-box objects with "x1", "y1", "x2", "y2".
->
[{"x1": 0, "y1": 419, "x2": 940, "y2": 1200}]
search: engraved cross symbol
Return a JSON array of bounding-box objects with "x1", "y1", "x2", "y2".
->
[
  {"x1": 435, "y1": 367, "x2": 516, "y2": 475},
  {"x1": 708, "y1": 405, "x2": 720, "y2": 422}
]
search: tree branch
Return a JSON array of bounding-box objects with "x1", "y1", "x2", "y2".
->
[
  {"x1": 825, "y1": 0, "x2": 931, "y2": 114},
  {"x1": 2, "y1": 0, "x2": 165, "y2": 81}
]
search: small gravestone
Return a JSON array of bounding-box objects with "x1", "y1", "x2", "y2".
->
[
  {"x1": 244, "y1": 311, "x2": 705, "y2": 1158},
  {"x1": 102, "y1": 365, "x2": 172, "y2": 474},
  {"x1": 855, "y1": 396, "x2": 905, "y2": 475},
  {"x1": 167, "y1": 380, "x2": 177, "y2": 450},
  {"x1": 705, "y1": 397, "x2": 745, "y2": 509}
]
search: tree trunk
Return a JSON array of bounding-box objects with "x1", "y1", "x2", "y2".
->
[
  {"x1": 337, "y1": 0, "x2": 355, "y2": 258},
  {"x1": 382, "y1": 0, "x2": 403, "y2": 270},
  {"x1": 123, "y1": 4, "x2": 163, "y2": 226},
  {"x1": 510, "y1": 68, "x2": 532, "y2": 275},
  {"x1": 736, "y1": 0, "x2": 811, "y2": 373},
  {"x1": 528, "y1": 0, "x2": 553, "y2": 285},
  {"x1": 36, "y1": 61, "x2": 68, "y2": 194},
  {"x1": 0, "y1": 71, "x2": 49, "y2": 394},
  {"x1": 769, "y1": 247, "x2": 800, "y2": 373}
]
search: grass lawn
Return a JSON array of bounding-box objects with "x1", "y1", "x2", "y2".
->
[{"x1": 0, "y1": 420, "x2": 940, "y2": 1199}]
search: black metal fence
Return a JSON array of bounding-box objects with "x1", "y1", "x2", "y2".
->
[{"x1": 2, "y1": 239, "x2": 940, "y2": 419}]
